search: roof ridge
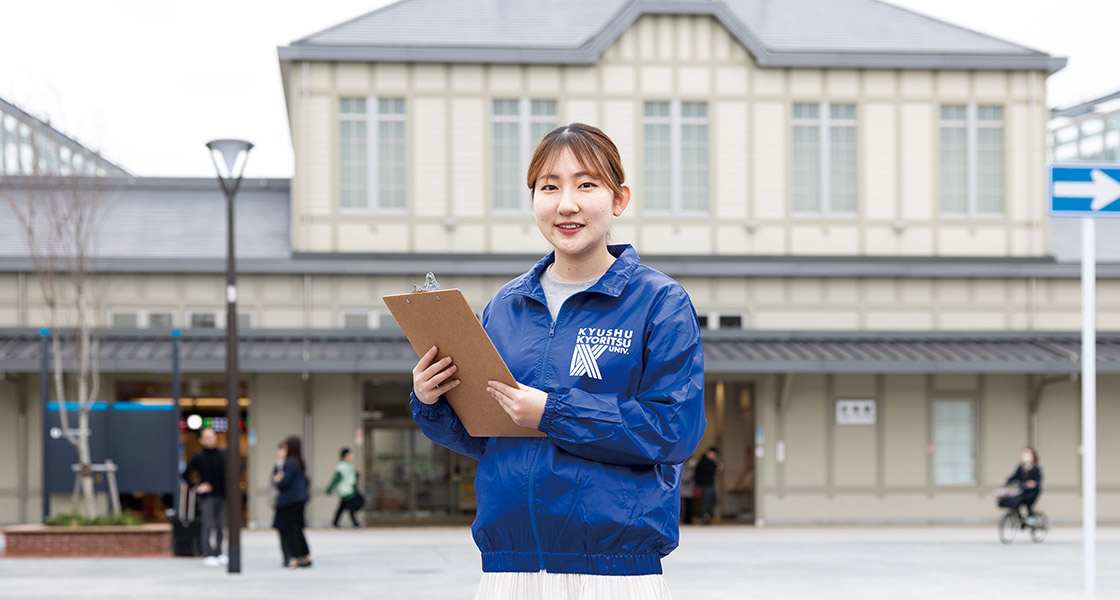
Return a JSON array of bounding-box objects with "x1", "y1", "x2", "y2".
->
[{"x1": 868, "y1": 0, "x2": 1047, "y2": 56}]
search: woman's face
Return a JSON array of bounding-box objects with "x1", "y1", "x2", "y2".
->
[
  {"x1": 1021, "y1": 450, "x2": 1033, "y2": 465},
  {"x1": 277, "y1": 445, "x2": 287, "y2": 460},
  {"x1": 532, "y1": 149, "x2": 629, "y2": 262}
]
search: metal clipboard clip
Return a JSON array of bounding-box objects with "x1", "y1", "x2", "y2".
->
[{"x1": 412, "y1": 272, "x2": 442, "y2": 293}]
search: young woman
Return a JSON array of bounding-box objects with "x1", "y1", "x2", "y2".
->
[
  {"x1": 1005, "y1": 446, "x2": 1043, "y2": 522},
  {"x1": 411, "y1": 123, "x2": 706, "y2": 599},
  {"x1": 272, "y1": 435, "x2": 312, "y2": 568}
]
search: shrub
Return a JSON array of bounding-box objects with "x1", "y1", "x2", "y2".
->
[{"x1": 46, "y1": 511, "x2": 144, "y2": 527}]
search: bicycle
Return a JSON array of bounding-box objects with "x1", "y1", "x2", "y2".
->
[
  {"x1": 994, "y1": 486, "x2": 1047, "y2": 544},
  {"x1": 998, "y1": 506, "x2": 1048, "y2": 544}
]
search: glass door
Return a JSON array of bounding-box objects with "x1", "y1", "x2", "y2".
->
[
  {"x1": 363, "y1": 425, "x2": 476, "y2": 520},
  {"x1": 361, "y1": 380, "x2": 477, "y2": 521}
]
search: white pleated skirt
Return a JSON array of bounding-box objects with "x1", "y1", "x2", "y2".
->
[{"x1": 474, "y1": 571, "x2": 672, "y2": 600}]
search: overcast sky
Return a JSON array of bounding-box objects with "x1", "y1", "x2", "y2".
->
[{"x1": 1, "y1": 0, "x2": 1116, "y2": 178}]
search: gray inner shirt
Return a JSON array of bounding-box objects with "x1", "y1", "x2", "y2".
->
[{"x1": 539, "y1": 265, "x2": 599, "y2": 322}]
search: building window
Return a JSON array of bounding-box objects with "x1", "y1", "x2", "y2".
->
[
  {"x1": 340, "y1": 310, "x2": 382, "y2": 329},
  {"x1": 110, "y1": 312, "x2": 139, "y2": 328},
  {"x1": 940, "y1": 104, "x2": 1003, "y2": 215},
  {"x1": 1052, "y1": 113, "x2": 1120, "y2": 162},
  {"x1": 492, "y1": 99, "x2": 558, "y2": 212},
  {"x1": 339, "y1": 97, "x2": 407, "y2": 211},
  {"x1": 643, "y1": 101, "x2": 708, "y2": 214},
  {"x1": 933, "y1": 399, "x2": 976, "y2": 485},
  {"x1": 339, "y1": 98, "x2": 367, "y2": 210},
  {"x1": 792, "y1": 102, "x2": 857, "y2": 215},
  {"x1": 235, "y1": 311, "x2": 254, "y2": 329},
  {"x1": 189, "y1": 311, "x2": 219, "y2": 329},
  {"x1": 697, "y1": 311, "x2": 747, "y2": 331},
  {"x1": 1108, "y1": 113, "x2": 1120, "y2": 161},
  {"x1": 186, "y1": 310, "x2": 252, "y2": 329},
  {"x1": 108, "y1": 309, "x2": 175, "y2": 329}
]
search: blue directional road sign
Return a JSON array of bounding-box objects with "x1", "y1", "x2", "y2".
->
[{"x1": 1050, "y1": 163, "x2": 1120, "y2": 217}]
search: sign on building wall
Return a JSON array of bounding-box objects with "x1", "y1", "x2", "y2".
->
[{"x1": 836, "y1": 399, "x2": 877, "y2": 425}]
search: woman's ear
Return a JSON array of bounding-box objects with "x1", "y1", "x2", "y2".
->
[{"x1": 613, "y1": 185, "x2": 631, "y2": 217}]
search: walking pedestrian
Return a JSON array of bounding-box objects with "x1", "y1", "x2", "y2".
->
[
  {"x1": 411, "y1": 123, "x2": 706, "y2": 599},
  {"x1": 272, "y1": 435, "x2": 312, "y2": 569},
  {"x1": 181, "y1": 427, "x2": 227, "y2": 566},
  {"x1": 695, "y1": 447, "x2": 722, "y2": 525},
  {"x1": 326, "y1": 447, "x2": 364, "y2": 528}
]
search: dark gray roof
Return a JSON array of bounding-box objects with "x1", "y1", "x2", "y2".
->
[
  {"x1": 279, "y1": 0, "x2": 1065, "y2": 72},
  {"x1": 0, "y1": 177, "x2": 291, "y2": 260},
  {"x1": 1, "y1": 329, "x2": 1117, "y2": 375}
]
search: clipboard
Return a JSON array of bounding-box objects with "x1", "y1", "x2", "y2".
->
[{"x1": 383, "y1": 278, "x2": 545, "y2": 438}]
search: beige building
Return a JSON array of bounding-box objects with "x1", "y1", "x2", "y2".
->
[{"x1": 2, "y1": 0, "x2": 1118, "y2": 527}]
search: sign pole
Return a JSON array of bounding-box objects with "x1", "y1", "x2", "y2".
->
[{"x1": 1081, "y1": 216, "x2": 1096, "y2": 600}]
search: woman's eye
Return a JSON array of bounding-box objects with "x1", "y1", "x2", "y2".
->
[
  {"x1": 541, "y1": 184, "x2": 557, "y2": 191},
  {"x1": 579, "y1": 182, "x2": 597, "y2": 189}
]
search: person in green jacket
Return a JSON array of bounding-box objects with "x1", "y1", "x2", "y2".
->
[{"x1": 326, "y1": 447, "x2": 364, "y2": 528}]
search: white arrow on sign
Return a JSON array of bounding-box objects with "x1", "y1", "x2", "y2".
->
[{"x1": 1053, "y1": 168, "x2": 1120, "y2": 211}]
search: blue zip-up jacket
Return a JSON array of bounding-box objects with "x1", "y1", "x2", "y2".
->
[{"x1": 411, "y1": 245, "x2": 706, "y2": 575}]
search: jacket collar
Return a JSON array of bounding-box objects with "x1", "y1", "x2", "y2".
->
[{"x1": 505, "y1": 244, "x2": 640, "y2": 302}]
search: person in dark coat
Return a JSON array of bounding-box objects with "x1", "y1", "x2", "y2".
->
[
  {"x1": 272, "y1": 435, "x2": 311, "y2": 568},
  {"x1": 695, "y1": 446, "x2": 722, "y2": 525},
  {"x1": 1006, "y1": 446, "x2": 1043, "y2": 524},
  {"x1": 181, "y1": 427, "x2": 226, "y2": 566}
]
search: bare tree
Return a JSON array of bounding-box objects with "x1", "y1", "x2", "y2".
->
[{"x1": 2, "y1": 124, "x2": 113, "y2": 519}]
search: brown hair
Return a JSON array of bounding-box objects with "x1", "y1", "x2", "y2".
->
[
  {"x1": 526, "y1": 123, "x2": 626, "y2": 200},
  {"x1": 283, "y1": 435, "x2": 305, "y2": 473}
]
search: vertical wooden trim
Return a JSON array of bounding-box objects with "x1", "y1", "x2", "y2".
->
[
  {"x1": 925, "y1": 373, "x2": 935, "y2": 497},
  {"x1": 975, "y1": 374, "x2": 986, "y2": 490},
  {"x1": 825, "y1": 373, "x2": 835, "y2": 498},
  {"x1": 875, "y1": 373, "x2": 886, "y2": 499}
]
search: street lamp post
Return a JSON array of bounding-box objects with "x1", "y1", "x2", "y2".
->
[{"x1": 206, "y1": 139, "x2": 253, "y2": 574}]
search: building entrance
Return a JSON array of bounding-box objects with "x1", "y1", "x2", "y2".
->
[{"x1": 361, "y1": 381, "x2": 477, "y2": 522}]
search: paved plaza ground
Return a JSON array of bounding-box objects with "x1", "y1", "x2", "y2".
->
[{"x1": 1, "y1": 525, "x2": 1118, "y2": 599}]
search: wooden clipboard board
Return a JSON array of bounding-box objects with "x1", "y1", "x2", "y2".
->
[{"x1": 383, "y1": 288, "x2": 544, "y2": 438}]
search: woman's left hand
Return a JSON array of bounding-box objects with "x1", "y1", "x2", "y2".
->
[
  {"x1": 487, "y1": 381, "x2": 548, "y2": 430},
  {"x1": 273, "y1": 471, "x2": 284, "y2": 484}
]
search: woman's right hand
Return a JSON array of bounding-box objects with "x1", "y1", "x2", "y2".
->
[{"x1": 412, "y1": 346, "x2": 460, "y2": 405}]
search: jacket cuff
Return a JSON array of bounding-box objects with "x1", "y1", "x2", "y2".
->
[
  {"x1": 537, "y1": 392, "x2": 561, "y2": 435},
  {"x1": 410, "y1": 391, "x2": 453, "y2": 420}
]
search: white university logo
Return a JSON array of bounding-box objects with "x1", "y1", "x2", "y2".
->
[{"x1": 568, "y1": 327, "x2": 634, "y2": 380}]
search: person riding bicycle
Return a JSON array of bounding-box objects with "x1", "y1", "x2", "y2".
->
[{"x1": 1005, "y1": 447, "x2": 1042, "y2": 525}]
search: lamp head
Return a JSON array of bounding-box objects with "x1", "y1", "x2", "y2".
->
[{"x1": 205, "y1": 139, "x2": 254, "y2": 181}]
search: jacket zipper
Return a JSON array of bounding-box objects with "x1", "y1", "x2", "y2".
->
[{"x1": 527, "y1": 310, "x2": 559, "y2": 571}]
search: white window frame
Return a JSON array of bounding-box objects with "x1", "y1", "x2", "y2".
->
[
  {"x1": 492, "y1": 98, "x2": 558, "y2": 215},
  {"x1": 339, "y1": 96, "x2": 407, "y2": 215},
  {"x1": 339, "y1": 309, "x2": 384, "y2": 330},
  {"x1": 642, "y1": 100, "x2": 709, "y2": 217},
  {"x1": 940, "y1": 103, "x2": 1004, "y2": 218},
  {"x1": 791, "y1": 101, "x2": 858, "y2": 217},
  {"x1": 107, "y1": 308, "x2": 176, "y2": 329}
]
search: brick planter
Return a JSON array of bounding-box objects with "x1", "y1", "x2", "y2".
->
[{"x1": 2, "y1": 524, "x2": 171, "y2": 557}]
